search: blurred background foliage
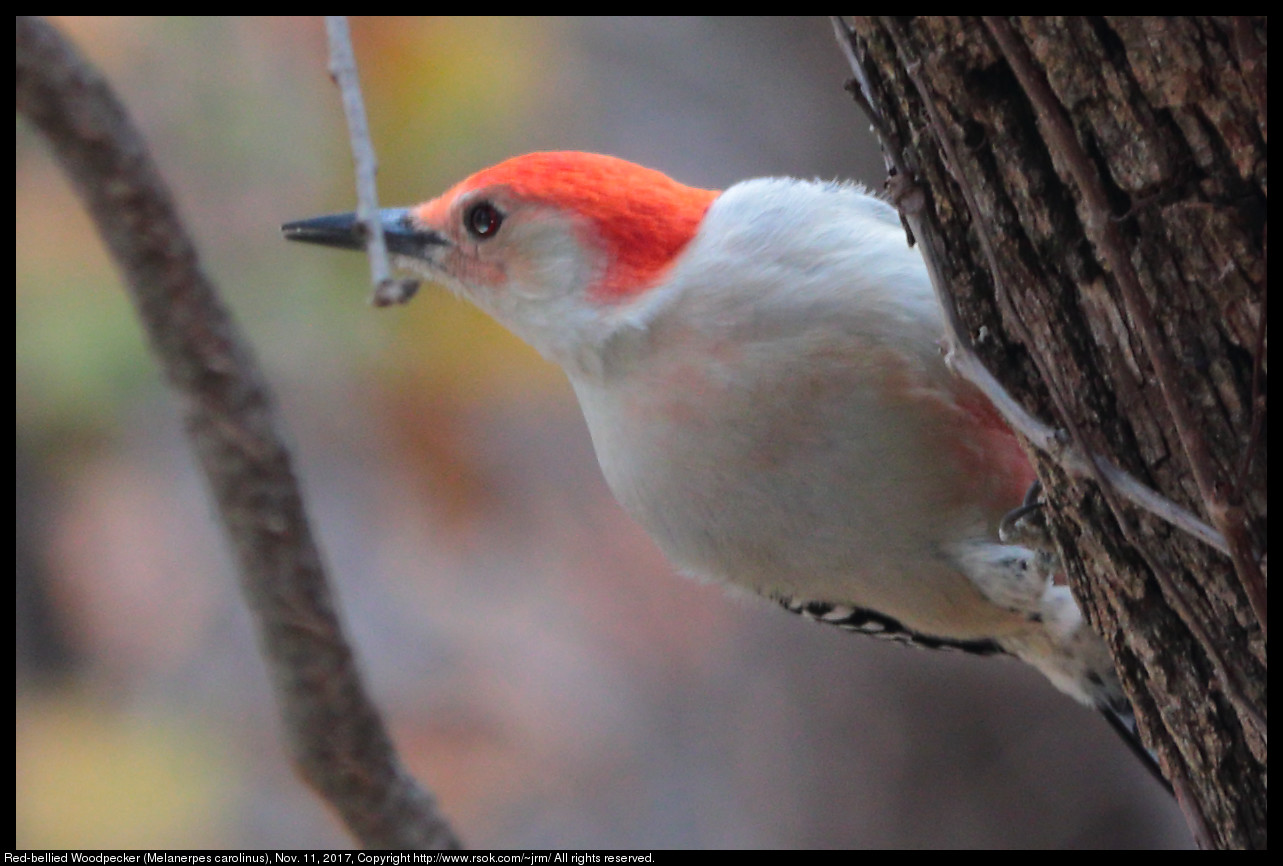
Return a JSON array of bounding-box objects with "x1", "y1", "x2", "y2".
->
[{"x1": 16, "y1": 16, "x2": 1186, "y2": 848}]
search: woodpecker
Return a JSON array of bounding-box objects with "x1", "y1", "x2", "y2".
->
[{"x1": 284, "y1": 151, "x2": 1168, "y2": 790}]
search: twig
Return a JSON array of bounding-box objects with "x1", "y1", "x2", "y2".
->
[
  {"x1": 16, "y1": 15, "x2": 458, "y2": 849},
  {"x1": 324, "y1": 16, "x2": 419, "y2": 307}
]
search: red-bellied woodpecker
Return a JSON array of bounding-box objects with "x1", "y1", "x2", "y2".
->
[{"x1": 284, "y1": 151, "x2": 1167, "y2": 790}]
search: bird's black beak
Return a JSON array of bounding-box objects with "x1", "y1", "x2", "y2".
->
[{"x1": 281, "y1": 208, "x2": 448, "y2": 259}]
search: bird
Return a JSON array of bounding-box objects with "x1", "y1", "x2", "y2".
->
[{"x1": 283, "y1": 150, "x2": 1168, "y2": 792}]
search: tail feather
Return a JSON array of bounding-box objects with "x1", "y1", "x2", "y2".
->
[{"x1": 1100, "y1": 704, "x2": 1173, "y2": 796}]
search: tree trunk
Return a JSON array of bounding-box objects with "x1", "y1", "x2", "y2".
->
[{"x1": 844, "y1": 16, "x2": 1266, "y2": 849}]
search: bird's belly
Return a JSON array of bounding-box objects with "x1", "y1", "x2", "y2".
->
[{"x1": 571, "y1": 360, "x2": 1027, "y2": 641}]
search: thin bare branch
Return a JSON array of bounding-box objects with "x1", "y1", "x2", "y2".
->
[{"x1": 324, "y1": 16, "x2": 419, "y2": 307}]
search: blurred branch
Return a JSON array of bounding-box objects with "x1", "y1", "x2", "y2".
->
[{"x1": 15, "y1": 15, "x2": 458, "y2": 850}]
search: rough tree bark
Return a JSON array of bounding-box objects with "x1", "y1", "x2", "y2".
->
[{"x1": 843, "y1": 16, "x2": 1265, "y2": 849}]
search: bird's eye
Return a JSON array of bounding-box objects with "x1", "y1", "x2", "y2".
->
[{"x1": 465, "y1": 202, "x2": 503, "y2": 239}]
